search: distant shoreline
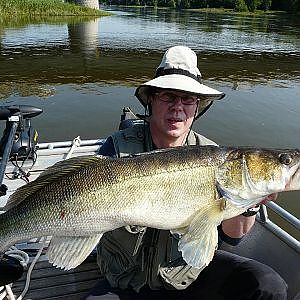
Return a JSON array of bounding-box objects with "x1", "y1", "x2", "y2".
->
[
  {"x1": 108, "y1": 4, "x2": 299, "y2": 16},
  {"x1": 183, "y1": 7, "x2": 295, "y2": 16}
]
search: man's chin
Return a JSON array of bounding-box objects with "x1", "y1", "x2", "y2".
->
[{"x1": 166, "y1": 129, "x2": 185, "y2": 138}]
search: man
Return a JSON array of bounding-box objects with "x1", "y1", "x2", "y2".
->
[{"x1": 86, "y1": 46, "x2": 287, "y2": 299}]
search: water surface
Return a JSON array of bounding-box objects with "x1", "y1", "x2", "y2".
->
[{"x1": 0, "y1": 6, "x2": 299, "y2": 236}]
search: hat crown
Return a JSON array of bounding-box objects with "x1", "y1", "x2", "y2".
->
[{"x1": 157, "y1": 46, "x2": 201, "y2": 77}]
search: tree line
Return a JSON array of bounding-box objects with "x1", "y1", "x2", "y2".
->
[{"x1": 99, "y1": 0, "x2": 300, "y2": 13}]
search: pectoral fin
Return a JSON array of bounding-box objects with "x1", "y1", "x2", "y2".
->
[
  {"x1": 47, "y1": 234, "x2": 103, "y2": 270},
  {"x1": 176, "y1": 203, "x2": 224, "y2": 269}
]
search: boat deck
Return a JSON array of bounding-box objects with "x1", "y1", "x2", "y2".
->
[
  {"x1": 5, "y1": 219, "x2": 299, "y2": 300},
  {"x1": 11, "y1": 254, "x2": 100, "y2": 300}
]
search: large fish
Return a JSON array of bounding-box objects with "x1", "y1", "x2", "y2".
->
[{"x1": 0, "y1": 145, "x2": 300, "y2": 271}]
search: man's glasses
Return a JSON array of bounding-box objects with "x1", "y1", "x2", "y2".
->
[{"x1": 155, "y1": 91, "x2": 199, "y2": 106}]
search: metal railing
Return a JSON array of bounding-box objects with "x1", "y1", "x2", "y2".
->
[{"x1": 258, "y1": 203, "x2": 300, "y2": 253}]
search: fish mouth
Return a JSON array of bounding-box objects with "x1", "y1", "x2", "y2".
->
[{"x1": 285, "y1": 164, "x2": 300, "y2": 191}]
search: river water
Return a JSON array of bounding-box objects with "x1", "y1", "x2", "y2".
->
[{"x1": 0, "y1": 6, "x2": 299, "y2": 236}]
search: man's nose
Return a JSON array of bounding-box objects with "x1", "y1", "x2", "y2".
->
[{"x1": 170, "y1": 97, "x2": 184, "y2": 109}]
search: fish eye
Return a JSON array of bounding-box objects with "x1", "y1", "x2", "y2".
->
[{"x1": 279, "y1": 153, "x2": 292, "y2": 165}]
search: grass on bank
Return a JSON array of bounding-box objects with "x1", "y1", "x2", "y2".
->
[
  {"x1": 185, "y1": 7, "x2": 289, "y2": 16},
  {"x1": 0, "y1": 0, "x2": 110, "y2": 17}
]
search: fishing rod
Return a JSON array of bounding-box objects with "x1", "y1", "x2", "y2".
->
[{"x1": 0, "y1": 105, "x2": 43, "y2": 197}]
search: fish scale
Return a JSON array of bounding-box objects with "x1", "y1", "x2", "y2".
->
[{"x1": 1, "y1": 145, "x2": 300, "y2": 270}]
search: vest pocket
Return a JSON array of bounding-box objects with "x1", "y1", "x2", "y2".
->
[
  {"x1": 159, "y1": 259, "x2": 203, "y2": 290},
  {"x1": 97, "y1": 229, "x2": 145, "y2": 289},
  {"x1": 97, "y1": 230, "x2": 137, "y2": 273},
  {"x1": 159, "y1": 234, "x2": 203, "y2": 290}
]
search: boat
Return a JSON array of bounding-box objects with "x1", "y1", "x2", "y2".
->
[{"x1": 0, "y1": 105, "x2": 299, "y2": 300}]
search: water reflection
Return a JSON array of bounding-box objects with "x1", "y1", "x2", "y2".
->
[
  {"x1": 68, "y1": 18, "x2": 100, "y2": 58},
  {"x1": 104, "y1": 6, "x2": 300, "y2": 53},
  {"x1": 2, "y1": 23, "x2": 68, "y2": 48},
  {"x1": 0, "y1": 8, "x2": 299, "y2": 146},
  {"x1": 0, "y1": 8, "x2": 299, "y2": 96}
]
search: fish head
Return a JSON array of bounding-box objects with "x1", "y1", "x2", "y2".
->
[{"x1": 217, "y1": 148, "x2": 300, "y2": 208}]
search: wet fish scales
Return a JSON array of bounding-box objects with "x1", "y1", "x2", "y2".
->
[{"x1": 0, "y1": 145, "x2": 300, "y2": 270}]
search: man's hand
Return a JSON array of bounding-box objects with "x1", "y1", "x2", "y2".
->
[
  {"x1": 259, "y1": 193, "x2": 278, "y2": 205},
  {"x1": 222, "y1": 193, "x2": 278, "y2": 239}
]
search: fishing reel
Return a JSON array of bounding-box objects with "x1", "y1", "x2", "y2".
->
[
  {"x1": 0, "y1": 105, "x2": 42, "y2": 160},
  {"x1": 0, "y1": 105, "x2": 43, "y2": 197}
]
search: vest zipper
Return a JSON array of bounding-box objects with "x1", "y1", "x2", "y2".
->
[{"x1": 145, "y1": 228, "x2": 159, "y2": 287}]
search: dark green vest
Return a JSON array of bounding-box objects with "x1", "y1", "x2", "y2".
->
[{"x1": 97, "y1": 124, "x2": 217, "y2": 291}]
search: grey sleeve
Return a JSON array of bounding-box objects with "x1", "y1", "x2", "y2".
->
[{"x1": 98, "y1": 136, "x2": 116, "y2": 157}]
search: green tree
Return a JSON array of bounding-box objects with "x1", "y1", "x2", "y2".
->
[
  {"x1": 207, "y1": 0, "x2": 223, "y2": 7},
  {"x1": 223, "y1": 0, "x2": 236, "y2": 8},
  {"x1": 234, "y1": 0, "x2": 248, "y2": 11},
  {"x1": 260, "y1": 0, "x2": 272, "y2": 10},
  {"x1": 157, "y1": 0, "x2": 166, "y2": 6},
  {"x1": 167, "y1": 0, "x2": 176, "y2": 7},
  {"x1": 181, "y1": 0, "x2": 190, "y2": 8},
  {"x1": 245, "y1": 0, "x2": 261, "y2": 11},
  {"x1": 283, "y1": 0, "x2": 300, "y2": 12}
]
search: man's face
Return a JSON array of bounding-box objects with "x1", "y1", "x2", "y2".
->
[{"x1": 149, "y1": 89, "x2": 199, "y2": 141}]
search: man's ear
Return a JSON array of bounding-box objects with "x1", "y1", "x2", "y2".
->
[{"x1": 194, "y1": 101, "x2": 200, "y2": 119}]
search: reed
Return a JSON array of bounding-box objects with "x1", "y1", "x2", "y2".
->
[{"x1": 0, "y1": 0, "x2": 108, "y2": 17}]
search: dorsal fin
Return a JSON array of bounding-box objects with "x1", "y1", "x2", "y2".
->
[{"x1": 5, "y1": 155, "x2": 107, "y2": 210}]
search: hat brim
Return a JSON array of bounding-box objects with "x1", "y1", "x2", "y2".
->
[{"x1": 135, "y1": 74, "x2": 225, "y2": 107}]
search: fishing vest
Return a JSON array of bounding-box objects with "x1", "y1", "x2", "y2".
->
[{"x1": 96, "y1": 124, "x2": 217, "y2": 292}]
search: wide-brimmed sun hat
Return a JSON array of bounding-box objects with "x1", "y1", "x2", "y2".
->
[{"x1": 135, "y1": 46, "x2": 225, "y2": 118}]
